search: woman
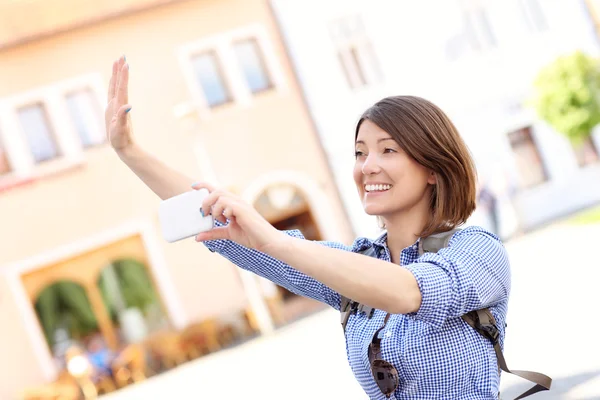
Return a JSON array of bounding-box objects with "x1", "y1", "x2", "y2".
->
[{"x1": 106, "y1": 56, "x2": 510, "y2": 399}]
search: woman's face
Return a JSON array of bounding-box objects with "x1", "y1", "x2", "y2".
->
[{"x1": 353, "y1": 119, "x2": 435, "y2": 218}]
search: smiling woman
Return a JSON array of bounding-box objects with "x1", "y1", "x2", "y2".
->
[
  {"x1": 105, "y1": 55, "x2": 546, "y2": 399},
  {"x1": 354, "y1": 97, "x2": 477, "y2": 243}
]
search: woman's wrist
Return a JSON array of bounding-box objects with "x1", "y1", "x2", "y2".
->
[
  {"x1": 115, "y1": 142, "x2": 142, "y2": 162},
  {"x1": 259, "y1": 231, "x2": 296, "y2": 258}
]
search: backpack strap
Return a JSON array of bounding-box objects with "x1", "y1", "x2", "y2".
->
[
  {"x1": 340, "y1": 295, "x2": 356, "y2": 332},
  {"x1": 341, "y1": 230, "x2": 461, "y2": 333},
  {"x1": 462, "y1": 309, "x2": 552, "y2": 399},
  {"x1": 418, "y1": 228, "x2": 461, "y2": 256},
  {"x1": 419, "y1": 228, "x2": 551, "y2": 399},
  {"x1": 340, "y1": 246, "x2": 377, "y2": 332}
]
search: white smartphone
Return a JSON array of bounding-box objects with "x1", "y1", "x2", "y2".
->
[{"x1": 158, "y1": 189, "x2": 214, "y2": 243}]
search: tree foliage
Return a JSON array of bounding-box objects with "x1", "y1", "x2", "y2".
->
[{"x1": 531, "y1": 51, "x2": 600, "y2": 143}]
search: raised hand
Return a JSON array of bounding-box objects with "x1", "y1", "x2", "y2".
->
[
  {"x1": 105, "y1": 56, "x2": 134, "y2": 151},
  {"x1": 191, "y1": 183, "x2": 289, "y2": 252}
]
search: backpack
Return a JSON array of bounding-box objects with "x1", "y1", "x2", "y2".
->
[{"x1": 339, "y1": 229, "x2": 552, "y2": 400}]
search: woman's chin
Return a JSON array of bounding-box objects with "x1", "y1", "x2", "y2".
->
[{"x1": 363, "y1": 204, "x2": 386, "y2": 216}]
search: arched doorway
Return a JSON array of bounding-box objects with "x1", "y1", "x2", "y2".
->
[{"x1": 252, "y1": 182, "x2": 327, "y2": 324}]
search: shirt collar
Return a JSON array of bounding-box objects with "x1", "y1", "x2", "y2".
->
[{"x1": 371, "y1": 230, "x2": 422, "y2": 255}]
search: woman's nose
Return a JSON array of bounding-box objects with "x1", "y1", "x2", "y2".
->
[{"x1": 362, "y1": 154, "x2": 381, "y2": 175}]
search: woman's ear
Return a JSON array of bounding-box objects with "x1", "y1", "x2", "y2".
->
[{"x1": 427, "y1": 171, "x2": 437, "y2": 185}]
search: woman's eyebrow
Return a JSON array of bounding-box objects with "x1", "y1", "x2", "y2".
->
[{"x1": 355, "y1": 138, "x2": 395, "y2": 145}]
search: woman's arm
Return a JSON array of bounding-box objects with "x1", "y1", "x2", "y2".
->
[
  {"x1": 105, "y1": 57, "x2": 345, "y2": 309},
  {"x1": 105, "y1": 56, "x2": 196, "y2": 200},
  {"x1": 402, "y1": 227, "x2": 510, "y2": 329},
  {"x1": 263, "y1": 227, "x2": 510, "y2": 325},
  {"x1": 261, "y1": 235, "x2": 422, "y2": 315},
  {"x1": 199, "y1": 191, "x2": 508, "y2": 319},
  {"x1": 204, "y1": 230, "x2": 346, "y2": 310},
  {"x1": 116, "y1": 144, "x2": 195, "y2": 200},
  {"x1": 194, "y1": 186, "x2": 423, "y2": 315}
]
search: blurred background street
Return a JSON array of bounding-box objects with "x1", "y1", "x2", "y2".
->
[{"x1": 1, "y1": 0, "x2": 600, "y2": 399}]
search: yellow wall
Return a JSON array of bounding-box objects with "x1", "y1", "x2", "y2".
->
[{"x1": 0, "y1": 0, "x2": 353, "y2": 397}]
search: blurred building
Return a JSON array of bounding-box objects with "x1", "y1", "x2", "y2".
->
[
  {"x1": 271, "y1": 0, "x2": 600, "y2": 238},
  {"x1": 0, "y1": 0, "x2": 354, "y2": 397}
]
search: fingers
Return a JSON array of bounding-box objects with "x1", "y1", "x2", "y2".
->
[
  {"x1": 117, "y1": 104, "x2": 132, "y2": 125},
  {"x1": 191, "y1": 181, "x2": 216, "y2": 192},
  {"x1": 195, "y1": 227, "x2": 229, "y2": 242},
  {"x1": 223, "y1": 207, "x2": 234, "y2": 221},
  {"x1": 211, "y1": 202, "x2": 229, "y2": 224},
  {"x1": 200, "y1": 189, "x2": 236, "y2": 220},
  {"x1": 108, "y1": 60, "x2": 118, "y2": 102},
  {"x1": 116, "y1": 58, "x2": 129, "y2": 107},
  {"x1": 202, "y1": 189, "x2": 226, "y2": 218}
]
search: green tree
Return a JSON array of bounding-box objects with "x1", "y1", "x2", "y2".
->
[
  {"x1": 35, "y1": 259, "x2": 159, "y2": 348},
  {"x1": 531, "y1": 50, "x2": 600, "y2": 145},
  {"x1": 35, "y1": 281, "x2": 99, "y2": 346}
]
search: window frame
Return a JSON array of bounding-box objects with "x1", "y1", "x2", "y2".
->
[
  {"x1": 4, "y1": 220, "x2": 187, "y2": 381},
  {"x1": 16, "y1": 101, "x2": 62, "y2": 164},
  {"x1": 177, "y1": 24, "x2": 286, "y2": 119},
  {"x1": 506, "y1": 125, "x2": 549, "y2": 188},
  {"x1": 460, "y1": 0, "x2": 497, "y2": 51},
  {"x1": 189, "y1": 49, "x2": 234, "y2": 108},
  {"x1": 328, "y1": 15, "x2": 383, "y2": 90},
  {"x1": 518, "y1": 0, "x2": 548, "y2": 33},
  {"x1": 232, "y1": 37, "x2": 274, "y2": 94},
  {"x1": 0, "y1": 74, "x2": 105, "y2": 188},
  {"x1": 64, "y1": 86, "x2": 106, "y2": 149}
]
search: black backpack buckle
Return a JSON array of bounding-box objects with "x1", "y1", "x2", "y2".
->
[{"x1": 479, "y1": 322, "x2": 499, "y2": 345}]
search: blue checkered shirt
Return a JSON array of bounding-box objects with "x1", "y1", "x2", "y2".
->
[{"x1": 204, "y1": 225, "x2": 510, "y2": 399}]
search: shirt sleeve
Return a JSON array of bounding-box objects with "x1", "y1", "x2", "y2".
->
[
  {"x1": 403, "y1": 226, "x2": 511, "y2": 330},
  {"x1": 202, "y1": 228, "x2": 350, "y2": 310}
]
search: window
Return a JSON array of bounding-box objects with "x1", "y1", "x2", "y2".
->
[
  {"x1": 329, "y1": 15, "x2": 382, "y2": 89},
  {"x1": 572, "y1": 136, "x2": 599, "y2": 167},
  {"x1": 0, "y1": 77, "x2": 105, "y2": 185},
  {"x1": 507, "y1": 126, "x2": 548, "y2": 188},
  {"x1": 518, "y1": 0, "x2": 547, "y2": 32},
  {"x1": 18, "y1": 104, "x2": 60, "y2": 163},
  {"x1": 180, "y1": 26, "x2": 285, "y2": 113},
  {"x1": 65, "y1": 89, "x2": 105, "y2": 148},
  {"x1": 191, "y1": 51, "x2": 232, "y2": 107},
  {"x1": 233, "y1": 39, "x2": 272, "y2": 94},
  {"x1": 461, "y1": 0, "x2": 497, "y2": 50},
  {"x1": 0, "y1": 140, "x2": 10, "y2": 175}
]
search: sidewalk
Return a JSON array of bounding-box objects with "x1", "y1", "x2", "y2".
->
[
  {"x1": 498, "y1": 221, "x2": 600, "y2": 399},
  {"x1": 102, "y1": 310, "x2": 364, "y2": 399}
]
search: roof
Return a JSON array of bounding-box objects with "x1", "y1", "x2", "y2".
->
[{"x1": 0, "y1": 0, "x2": 190, "y2": 50}]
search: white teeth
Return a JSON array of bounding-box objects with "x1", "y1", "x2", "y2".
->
[{"x1": 365, "y1": 184, "x2": 392, "y2": 192}]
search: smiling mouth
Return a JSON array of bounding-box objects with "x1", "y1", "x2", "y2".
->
[{"x1": 365, "y1": 184, "x2": 392, "y2": 193}]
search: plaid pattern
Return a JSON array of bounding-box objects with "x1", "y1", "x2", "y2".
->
[{"x1": 204, "y1": 225, "x2": 510, "y2": 399}]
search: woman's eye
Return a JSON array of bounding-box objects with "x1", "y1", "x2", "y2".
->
[
  {"x1": 384, "y1": 148, "x2": 397, "y2": 154},
  {"x1": 354, "y1": 151, "x2": 365, "y2": 158}
]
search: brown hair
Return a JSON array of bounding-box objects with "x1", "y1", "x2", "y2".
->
[{"x1": 355, "y1": 95, "x2": 477, "y2": 238}]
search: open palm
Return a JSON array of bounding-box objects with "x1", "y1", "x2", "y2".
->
[{"x1": 105, "y1": 56, "x2": 133, "y2": 150}]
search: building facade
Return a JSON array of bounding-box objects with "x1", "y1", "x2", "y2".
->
[
  {"x1": 0, "y1": 0, "x2": 354, "y2": 397},
  {"x1": 271, "y1": 0, "x2": 600, "y2": 238}
]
